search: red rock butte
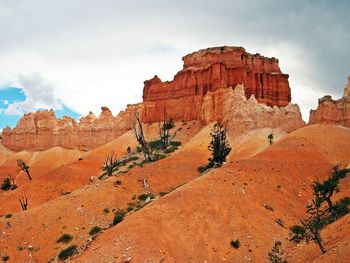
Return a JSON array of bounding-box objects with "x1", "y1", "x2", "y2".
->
[
  {"x1": 1, "y1": 46, "x2": 304, "y2": 152},
  {"x1": 143, "y1": 46, "x2": 291, "y2": 107}
]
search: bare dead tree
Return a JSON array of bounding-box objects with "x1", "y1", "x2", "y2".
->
[
  {"x1": 101, "y1": 152, "x2": 119, "y2": 177},
  {"x1": 17, "y1": 159, "x2": 32, "y2": 180},
  {"x1": 158, "y1": 109, "x2": 172, "y2": 149},
  {"x1": 132, "y1": 111, "x2": 153, "y2": 161},
  {"x1": 19, "y1": 193, "x2": 28, "y2": 211}
]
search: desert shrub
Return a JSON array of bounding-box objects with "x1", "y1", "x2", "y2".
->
[
  {"x1": 164, "y1": 146, "x2": 177, "y2": 154},
  {"x1": 103, "y1": 208, "x2": 110, "y2": 214},
  {"x1": 114, "y1": 180, "x2": 122, "y2": 186},
  {"x1": 197, "y1": 165, "x2": 209, "y2": 173},
  {"x1": 1, "y1": 178, "x2": 12, "y2": 190},
  {"x1": 153, "y1": 153, "x2": 167, "y2": 161},
  {"x1": 113, "y1": 211, "x2": 125, "y2": 226},
  {"x1": 290, "y1": 225, "x2": 306, "y2": 243},
  {"x1": 58, "y1": 245, "x2": 77, "y2": 261},
  {"x1": 138, "y1": 193, "x2": 149, "y2": 201},
  {"x1": 136, "y1": 146, "x2": 142, "y2": 153},
  {"x1": 335, "y1": 196, "x2": 350, "y2": 216},
  {"x1": 208, "y1": 123, "x2": 231, "y2": 168},
  {"x1": 230, "y1": 239, "x2": 240, "y2": 249},
  {"x1": 119, "y1": 156, "x2": 139, "y2": 166},
  {"x1": 149, "y1": 139, "x2": 162, "y2": 150},
  {"x1": 57, "y1": 233, "x2": 73, "y2": 244},
  {"x1": 267, "y1": 240, "x2": 287, "y2": 263},
  {"x1": 78, "y1": 157, "x2": 83, "y2": 161},
  {"x1": 4, "y1": 214, "x2": 12, "y2": 218},
  {"x1": 89, "y1": 226, "x2": 102, "y2": 236},
  {"x1": 2, "y1": 255, "x2": 9, "y2": 262},
  {"x1": 127, "y1": 146, "x2": 131, "y2": 154},
  {"x1": 159, "y1": 191, "x2": 168, "y2": 196},
  {"x1": 138, "y1": 193, "x2": 154, "y2": 201},
  {"x1": 170, "y1": 141, "x2": 181, "y2": 147}
]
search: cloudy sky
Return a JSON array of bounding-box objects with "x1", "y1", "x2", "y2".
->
[{"x1": 0, "y1": 0, "x2": 349, "y2": 129}]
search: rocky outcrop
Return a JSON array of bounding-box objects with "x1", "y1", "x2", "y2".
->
[
  {"x1": 2, "y1": 46, "x2": 305, "y2": 151},
  {"x1": 201, "y1": 85, "x2": 304, "y2": 134},
  {"x1": 309, "y1": 77, "x2": 350, "y2": 127},
  {"x1": 1, "y1": 107, "x2": 132, "y2": 151}
]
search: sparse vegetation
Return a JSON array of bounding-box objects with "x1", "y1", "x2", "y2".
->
[
  {"x1": 89, "y1": 226, "x2": 102, "y2": 236},
  {"x1": 103, "y1": 208, "x2": 110, "y2": 214},
  {"x1": 114, "y1": 180, "x2": 122, "y2": 187},
  {"x1": 138, "y1": 193, "x2": 154, "y2": 201},
  {"x1": 132, "y1": 111, "x2": 153, "y2": 161},
  {"x1": 312, "y1": 166, "x2": 349, "y2": 218},
  {"x1": 158, "y1": 110, "x2": 173, "y2": 149},
  {"x1": 267, "y1": 240, "x2": 288, "y2": 263},
  {"x1": 268, "y1": 133, "x2": 274, "y2": 145},
  {"x1": 290, "y1": 225, "x2": 306, "y2": 243},
  {"x1": 230, "y1": 239, "x2": 240, "y2": 249},
  {"x1": 113, "y1": 210, "x2": 125, "y2": 225},
  {"x1": 17, "y1": 159, "x2": 32, "y2": 180},
  {"x1": 197, "y1": 165, "x2": 209, "y2": 173},
  {"x1": 57, "y1": 233, "x2": 73, "y2": 244},
  {"x1": 1, "y1": 175, "x2": 16, "y2": 191},
  {"x1": 208, "y1": 123, "x2": 231, "y2": 168},
  {"x1": 101, "y1": 152, "x2": 119, "y2": 177},
  {"x1": 18, "y1": 193, "x2": 28, "y2": 211},
  {"x1": 58, "y1": 245, "x2": 77, "y2": 261},
  {"x1": 4, "y1": 214, "x2": 12, "y2": 218},
  {"x1": 2, "y1": 255, "x2": 9, "y2": 262},
  {"x1": 289, "y1": 166, "x2": 349, "y2": 253}
]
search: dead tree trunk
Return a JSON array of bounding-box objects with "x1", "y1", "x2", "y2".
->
[
  {"x1": 19, "y1": 193, "x2": 28, "y2": 211},
  {"x1": 132, "y1": 111, "x2": 153, "y2": 161}
]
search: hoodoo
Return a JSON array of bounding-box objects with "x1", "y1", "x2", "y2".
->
[
  {"x1": 2, "y1": 46, "x2": 305, "y2": 152},
  {"x1": 309, "y1": 76, "x2": 350, "y2": 127}
]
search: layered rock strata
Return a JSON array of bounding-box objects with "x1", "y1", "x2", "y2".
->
[
  {"x1": 2, "y1": 46, "x2": 305, "y2": 151},
  {"x1": 309, "y1": 76, "x2": 350, "y2": 127}
]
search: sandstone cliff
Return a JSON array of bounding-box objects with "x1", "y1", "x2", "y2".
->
[
  {"x1": 141, "y1": 46, "x2": 291, "y2": 123},
  {"x1": 2, "y1": 107, "x2": 132, "y2": 151},
  {"x1": 2, "y1": 46, "x2": 305, "y2": 151},
  {"x1": 309, "y1": 76, "x2": 350, "y2": 127}
]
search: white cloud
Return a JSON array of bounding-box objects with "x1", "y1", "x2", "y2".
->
[
  {"x1": 2, "y1": 73, "x2": 62, "y2": 115},
  {"x1": 0, "y1": 0, "x2": 348, "y2": 122}
]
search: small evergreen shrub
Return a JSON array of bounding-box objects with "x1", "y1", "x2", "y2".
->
[
  {"x1": 89, "y1": 226, "x2": 102, "y2": 236},
  {"x1": 113, "y1": 211, "x2": 125, "y2": 225},
  {"x1": 290, "y1": 225, "x2": 306, "y2": 243},
  {"x1": 149, "y1": 139, "x2": 163, "y2": 150},
  {"x1": 230, "y1": 239, "x2": 240, "y2": 249},
  {"x1": 1, "y1": 178, "x2": 12, "y2": 190},
  {"x1": 114, "y1": 180, "x2": 122, "y2": 186},
  {"x1": 138, "y1": 193, "x2": 154, "y2": 201},
  {"x1": 57, "y1": 233, "x2": 73, "y2": 244},
  {"x1": 58, "y1": 245, "x2": 77, "y2": 261},
  {"x1": 197, "y1": 165, "x2": 208, "y2": 173},
  {"x1": 170, "y1": 141, "x2": 181, "y2": 147},
  {"x1": 164, "y1": 146, "x2": 177, "y2": 154}
]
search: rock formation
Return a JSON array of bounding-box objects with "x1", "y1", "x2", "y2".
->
[
  {"x1": 309, "y1": 76, "x2": 350, "y2": 127},
  {"x1": 201, "y1": 85, "x2": 304, "y2": 135},
  {"x1": 1, "y1": 107, "x2": 133, "y2": 151},
  {"x1": 2, "y1": 46, "x2": 305, "y2": 151},
  {"x1": 141, "y1": 46, "x2": 291, "y2": 123}
]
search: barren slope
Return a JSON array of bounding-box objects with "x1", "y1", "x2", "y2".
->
[{"x1": 73, "y1": 125, "x2": 350, "y2": 263}]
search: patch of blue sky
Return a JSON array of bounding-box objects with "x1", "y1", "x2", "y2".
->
[{"x1": 0, "y1": 87, "x2": 80, "y2": 130}]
